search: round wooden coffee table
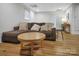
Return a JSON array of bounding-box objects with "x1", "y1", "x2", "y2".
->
[{"x1": 17, "y1": 32, "x2": 46, "y2": 56}]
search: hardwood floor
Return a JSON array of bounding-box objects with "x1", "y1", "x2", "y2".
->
[{"x1": 0, "y1": 32, "x2": 79, "y2": 56}]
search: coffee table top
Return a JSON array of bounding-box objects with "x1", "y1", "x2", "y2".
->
[{"x1": 18, "y1": 32, "x2": 45, "y2": 41}]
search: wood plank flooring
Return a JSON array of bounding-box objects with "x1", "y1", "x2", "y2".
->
[{"x1": 0, "y1": 32, "x2": 79, "y2": 56}]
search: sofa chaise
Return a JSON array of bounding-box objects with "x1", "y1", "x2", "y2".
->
[{"x1": 2, "y1": 23, "x2": 56, "y2": 44}]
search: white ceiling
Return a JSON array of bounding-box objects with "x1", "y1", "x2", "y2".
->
[{"x1": 24, "y1": 3, "x2": 71, "y2": 12}]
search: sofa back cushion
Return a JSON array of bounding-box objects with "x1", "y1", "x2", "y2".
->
[
  {"x1": 14, "y1": 23, "x2": 54, "y2": 31},
  {"x1": 28, "y1": 23, "x2": 45, "y2": 30}
]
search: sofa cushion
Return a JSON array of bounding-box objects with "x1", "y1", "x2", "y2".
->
[
  {"x1": 19, "y1": 22, "x2": 28, "y2": 31},
  {"x1": 3, "y1": 31, "x2": 24, "y2": 37},
  {"x1": 40, "y1": 23, "x2": 54, "y2": 31},
  {"x1": 31, "y1": 24, "x2": 40, "y2": 31},
  {"x1": 28, "y1": 23, "x2": 45, "y2": 30},
  {"x1": 40, "y1": 24, "x2": 48, "y2": 31}
]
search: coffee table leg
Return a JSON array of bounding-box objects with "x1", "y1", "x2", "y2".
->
[
  {"x1": 30, "y1": 41, "x2": 34, "y2": 56},
  {"x1": 41, "y1": 40, "x2": 43, "y2": 48},
  {"x1": 20, "y1": 42, "x2": 23, "y2": 55},
  {"x1": 41, "y1": 40, "x2": 44, "y2": 52}
]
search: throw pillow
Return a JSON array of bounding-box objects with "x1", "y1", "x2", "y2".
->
[
  {"x1": 40, "y1": 23, "x2": 54, "y2": 31},
  {"x1": 31, "y1": 24, "x2": 40, "y2": 31},
  {"x1": 40, "y1": 24, "x2": 48, "y2": 31},
  {"x1": 19, "y1": 22, "x2": 28, "y2": 31}
]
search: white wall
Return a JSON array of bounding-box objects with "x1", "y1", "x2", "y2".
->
[
  {"x1": 71, "y1": 4, "x2": 79, "y2": 34},
  {"x1": 30, "y1": 12, "x2": 62, "y2": 29},
  {"x1": 56, "y1": 16, "x2": 62, "y2": 29},
  {"x1": 65, "y1": 4, "x2": 79, "y2": 34},
  {"x1": 24, "y1": 8, "x2": 64, "y2": 29},
  {"x1": 0, "y1": 3, "x2": 25, "y2": 43},
  {"x1": 64, "y1": 4, "x2": 79, "y2": 34},
  {"x1": 32, "y1": 12, "x2": 54, "y2": 23},
  {"x1": 63, "y1": 5, "x2": 73, "y2": 33},
  {"x1": 28, "y1": 12, "x2": 57, "y2": 28}
]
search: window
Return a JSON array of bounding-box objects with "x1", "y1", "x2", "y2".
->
[{"x1": 24, "y1": 10, "x2": 30, "y2": 20}]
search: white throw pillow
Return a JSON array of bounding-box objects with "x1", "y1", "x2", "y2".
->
[
  {"x1": 19, "y1": 22, "x2": 28, "y2": 31},
  {"x1": 31, "y1": 24, "x2": 40, "y2": 31}
]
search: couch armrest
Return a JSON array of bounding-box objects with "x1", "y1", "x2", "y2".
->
[
  {"x1": 51, "y1": 28, "x2": 56, "y2": 40},
  {"x1": 14, "y1": 26, "x2": 19, "y2": 31},
  {"x1": 51, "y1": 28, "x2": 56, "y2": 31},
  {"x1": 51, "y1": 28, "x2": 56, "y2": 35}
]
